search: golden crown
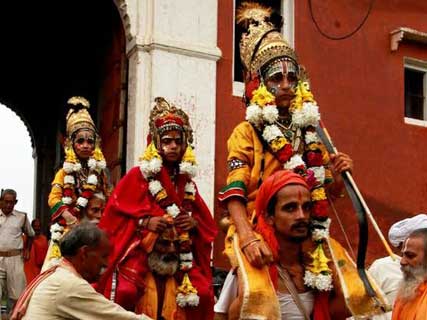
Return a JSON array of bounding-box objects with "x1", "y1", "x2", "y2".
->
[
  {"x1": 237, "y1": 2, "x2": 298, "y2": 74},
  {"x1": 149, "y1": 97, "x2": 193, "y2": 145},
  {"x1": 65, "y1": 96, "x2": 96, "y2": 138}
]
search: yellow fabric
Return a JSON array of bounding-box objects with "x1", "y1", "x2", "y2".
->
[
  {"x1": 226, "y1": 121, "x2": 282, "y2": 210},
  {"x1": 233, "y1": 233, "x2": 280, "y2": 319},
  {"x1": 48, "y1": 169, "x2": 68, "y2": 209},
  {"x1": 136, "y1": 272, "x2": 186, "y2": 320},
  {"x1": 327, "y1": 238, "x2": 390, "y2": 318},
  {"x1": 392, "y1": 283, "x2": 427, "y2": 320},
  {"x1": 224, "y1": 122, "x2": 282, "y2": 319}
]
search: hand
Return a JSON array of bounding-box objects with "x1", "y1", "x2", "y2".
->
[
  {"x1": 146, "y1": 216, "x2": 168, "y2": 233},
  {"x1": 175, "y1": 214, "x2": 197, "y2": 231},
  {"x1": 241, "y1": 237, "x2": 273, "y2": 268},
  {"x1": 330, "y1": 152, "x2": 353, "y2": 174},
  {"x1": 22, "y1": 248, "x2": 30, "y2": 261},
  {"x1": 62, "y1": 209, "x2": 78, "y2": 228}
]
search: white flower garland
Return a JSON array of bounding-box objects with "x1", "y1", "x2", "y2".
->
[
  {"x1": 262, "y1": 125, "x2": 283, "y2": 142},
  {"x1": 292, "y1": 102, "x2": 320, "y2": 128},
  {"x1": 176, "y1": 292, "x2": 200, "y2": 307},
  {"x1": 166, "y1": 204, "x2": 181, "y2": 219},
  {"x1": 139, "y1": 146, "x2": 200, "y2": 306},
  {"x1": 185, "y1": 182, "x2": 196, "y2": 194},
  {"x1": 180, "y1": 161, "x2": 197, "y2": 178},
  {"x1": 304, "y1": 270, "x2": 333, "y2": 291},
  {"x1": 61, "y1": 155, "x2": 104, "y2": 209},
  {"x1": 50, "y1": 223, "x2": 64, "y2": 241}
]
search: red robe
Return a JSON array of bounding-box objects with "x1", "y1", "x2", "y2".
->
[{"x1": 97, "y1": 166, "x2": 217, "y2": 319}]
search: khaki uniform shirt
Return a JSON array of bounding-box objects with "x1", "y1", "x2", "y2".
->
[
  {"x1": 0, "y1": 209, "x2": 34, "y2": 251},
  {"x1": 23, "y1": 264, "x2": 152, "y2": 320}
]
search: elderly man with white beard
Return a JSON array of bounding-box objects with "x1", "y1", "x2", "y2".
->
[
  {"x1": 134, "y1": 221, "x2": 190, "y2": 319},
  {"x1": 392, "y1": 228, "x2": 427, "y2": 319}
]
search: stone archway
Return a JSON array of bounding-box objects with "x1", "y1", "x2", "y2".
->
[{"x1": 0, "y1": 0, "x2": 128, "y2": 230}]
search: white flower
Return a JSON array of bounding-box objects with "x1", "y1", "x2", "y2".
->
[
  {"x1": 185, "y1": 182, "x2": 196, "y2": 195},
  {"x1": 262, "y1": 105, "x2": 279, "y2": 124},
  {"x1": 312, "y1": 228, "x2": 329, "y2": 241},
  {"x1": 180, "y1": 261, "x2": 193, "y2": 270},
  {"x1": 312, "y1": 218, "x2": 331, "y2": 230},
  {"x1": 50, "y1": 223, "x2": 64, "y2": 233},
  {"x1": 88, "y1": 158, "x2": 97, "y2": 170},
  {"x1": 64, "y1": 175, "x2": 75, "y2": 185},
  {"x1": 62, "y1": 197, "x2": 72, "y2": 205},
  {"x1": 140, "y1": 158, "x2": 162, "y2": 179},
  {"x1": 292, "y1": 102, "x2": 320, "y2": 128},
  {"x1": 245, "y1": 104, "x2": 263, "y2": 126},
  {"x1": 262, "y1": 125, "x2": 283, "y2": 142},
  {"x1": 87, "y1": 174, "x2": 98, "y2": 185},
  {"x1": 311, "y1": 166, "x2": 325, "y2": 184},
  {"x1": 304, "y1": 270, "x2": 316, "y2": 288},
  {"x1": 77, "y1": 197, "x2": 89, "y2": 208},
  {"x1": 50, "y1": 223, "x2": 64, "y2": 241},
  {"x1": 314, "y1": 274, "x2": 333, "y2": 291},
  {"x1": 305, "y1": 131, "x2": 320, "y2": 145},
  {"x1": 304, "y1": 270, "x2": 333, "y2": 291},
  {"x1": 180, "y1": 162, "x2": 197, "y2": 178},
  {"x1": 148, "y1": 180, "x2": 163, "y2": 196},
  {"x1": 149, "y1": 158, "x2": 162, "y2": 174},
  {"x1": 73, "y1": 162, "x2": 82, "y2": 172},
  {"x1": 180, "y1": 252, "x2": 193, "y2": 261},
  {"x1": 284, "y1": 155, "x2": 306, "y2": 170},
  {"x1": 139, "y1": 161, "x2": 151, "y2": 178},
  {"x1": 51, "y1": 231, "x2": 64, "y2": 241},
  {"x1": 176, "y1": 293, "x2": 200, "y2": 307},
  {"x1": 166, "y1": 204, "x2": 180, "y2": 218},
  {"x1": 97, "y1": 160, "x2": 107, "y2": 170},
  {"x1": 63, "y1": 162, "x2": 74, "y2": 174}
]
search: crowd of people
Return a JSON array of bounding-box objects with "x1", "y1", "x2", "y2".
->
[{"x1": 1, "y1": 2, "x2": 427, "y2": 320}]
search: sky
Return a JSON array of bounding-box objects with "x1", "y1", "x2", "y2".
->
[{"x1": 0, "y1": 104, "x2": 34, "y2": 219}]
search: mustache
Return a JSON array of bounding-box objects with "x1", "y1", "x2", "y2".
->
[{"x1": 290, "y1": 221, "x2": 309, "y2": 230}]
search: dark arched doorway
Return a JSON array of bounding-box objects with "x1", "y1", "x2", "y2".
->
[{"x1": 0, "y1": 0, "x2": 127, "y2": 230}]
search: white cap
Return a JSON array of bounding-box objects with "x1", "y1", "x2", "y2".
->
[{"x1": 388, "y1": 213, "x2": 427, "y2": 247}]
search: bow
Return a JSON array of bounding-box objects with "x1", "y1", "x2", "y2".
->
[{"x1": 315, "y1": 120, "x2": 396, "y2": 298}]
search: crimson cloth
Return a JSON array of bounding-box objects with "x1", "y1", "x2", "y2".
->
[
  {"x1": 254, "y1": 170, "x2": 331, "y2": 320},
  {"x1": 96, "y1": 166, "x2": 217, "y2": 319}
]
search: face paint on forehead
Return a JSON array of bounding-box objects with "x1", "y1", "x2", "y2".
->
[
  {"x1": 297, "y1": 189, "x2": 303, "y2": 202},
  {"x1": 263, "y1": 59, "x2": 298, "y2": 82}
]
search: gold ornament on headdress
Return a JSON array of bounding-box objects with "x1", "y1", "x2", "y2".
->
[
  {"x1": 66, "y1": 96, "x2": 96, "y2": 138},
  {"x1": 237, "y1": 2, "x2": 298, "y2": 74},
  {"x1": 149, "y1": 97, "x2": 194, "y2": 147}
]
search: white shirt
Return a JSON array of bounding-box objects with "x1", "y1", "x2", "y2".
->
[
  {"x1": 277, "y1": 290, "x2": 314, "y2": 320},
  {"x1": 368, "y1": 256, "x2": 402, "y2": 320},
  {"x1": 0, "y1": 209, "x2": 34, "y2": 251},
  {"x1": 23, "y1": 263, "x2": 151, "y2": 320}
]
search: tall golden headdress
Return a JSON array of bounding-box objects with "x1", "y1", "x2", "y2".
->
[
  {"x1": 65, "y1": 96, "x2": 96, "y2": 138},
  {"x1": 149, "y1": 97, "x2": 193, "y2": 147},
  {"x1": 237, "y1": 2, "x2": 298, "y2": 74}
]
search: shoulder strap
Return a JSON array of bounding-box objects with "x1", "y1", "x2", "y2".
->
[{"x1": 277, "y1": 266, "x2": 311, "y2": 320}]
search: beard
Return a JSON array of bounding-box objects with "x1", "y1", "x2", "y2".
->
[
  {"x1": 147, "y1": 251, "x2": 179, "y2": 276},
  {"x1": 398, "y1": 264, "x2": 427, "y2": 302}
]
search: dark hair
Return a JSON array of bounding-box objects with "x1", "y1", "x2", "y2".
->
[
  {"x1": 60, "y1": 223, "x2": 104, "y2": 257},
  {"x1": 1, "y1": 189, "x2": 17, "y2": 200},
  {"x1": 267, "y1": 195, "x2": 277, "y2": 217}
]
